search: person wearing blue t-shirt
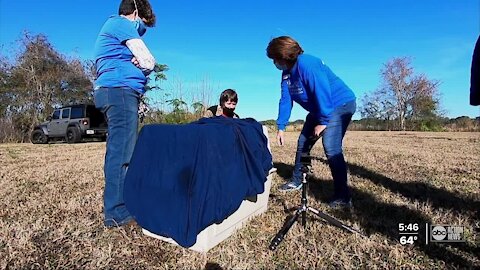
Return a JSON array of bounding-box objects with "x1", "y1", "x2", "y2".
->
[
  {"x1": 93, "y1": 0, "x2": 156, "y2": 228},
  {"x1": 266, "y1": 36, "x2": 356, "y2": 209}
]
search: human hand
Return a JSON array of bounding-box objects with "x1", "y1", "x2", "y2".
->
[
  {"x1": 131, "y1": 57, "x2": 140, "y2": 68},
  {"x1": 277, "y1": 130, "x2": 285, "y2": 146},
  {"x1": 313, "y1": 125, "x2": 326, "y2": 137}
]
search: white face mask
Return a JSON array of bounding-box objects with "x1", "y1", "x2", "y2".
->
[{"x1": 274, "y1": 62, "x2": 289, "y2": 71}]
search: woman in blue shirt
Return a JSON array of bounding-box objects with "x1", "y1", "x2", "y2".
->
[
  {"x1": 93, "y1": 0, "x2": 156, "y2": 227},
  {"x1": 266, "y1": 36, "x2": 356, "y2": 208}
]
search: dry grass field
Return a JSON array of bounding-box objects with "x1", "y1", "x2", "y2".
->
[{"x1": 0, "y1": 131, "x2": 479, "y2": 269}]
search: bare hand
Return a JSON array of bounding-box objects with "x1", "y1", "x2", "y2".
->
[
  {"x1": 131, "y1": 57, "x2": 140, "y2": 68},
  {"x1": 313, "y1": 125, "x2": 327, "y2": 137},
  {"x1": 276, "y1": 130, "x2": 285, "y2": 146}
]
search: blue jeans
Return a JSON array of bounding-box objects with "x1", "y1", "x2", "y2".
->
[
  {"x1": 292, "y1": 100, "x2": 356, "y2": 201},
  {"x1": 94, "y1": 87, "x2": 140, "y2": 226}
]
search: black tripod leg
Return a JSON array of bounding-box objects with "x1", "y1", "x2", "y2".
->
[
  {"x1": 302, "y1": 211, "x2": 306, "y2": 228},
  {"x1": 269, "y1": 210, "x2": 302, "y2": 250},
  {"x1": 308, "y1": 207, "x2": 367, "y2": 237}
]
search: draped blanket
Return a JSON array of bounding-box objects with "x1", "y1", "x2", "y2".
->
[{"x1": 124, "y1": 117, "x2": 273, "y2": 247}]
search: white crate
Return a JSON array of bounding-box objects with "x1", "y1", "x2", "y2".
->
[
  {"x1": 143, "y1": 173, "x2": 272, "y2": 252},
  {"x1": 143, "y1": 126, "x2": 274, "y2": 252}
]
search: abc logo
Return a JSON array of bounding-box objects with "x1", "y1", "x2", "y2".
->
[{"x1": 431, "y1": 226, "x2": 447, "y2": 240}]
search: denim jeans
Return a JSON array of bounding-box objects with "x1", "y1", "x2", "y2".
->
[
  {"x1": 94, "y1": 87, "x2": 140, "y2": 226},
  {"x1": 292, "y1": 100, "x2": 356, "y2": 201}
]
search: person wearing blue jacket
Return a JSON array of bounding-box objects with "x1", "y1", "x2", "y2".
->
[
  {"x1": 266, "y1": 36, "x2": 356, "y2": 208},
  {"x1": 93, "y1": 0, "x2": 156, "y2": 227},
  {"x1": 471, "y1": 35, "x2": 480, "y2": 106}
]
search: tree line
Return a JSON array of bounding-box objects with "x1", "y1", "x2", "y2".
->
[
  {"x1": 263, "y1": 57, "x2": 478, "y2": 132},
  {"x1": 0, "y1": 33, "x2": 478, "y2": 143},
  {"x1": 0, "y1": 33, "x2": 212, "y2": 143},
  {"x1": 261, "y1": 116, "x2": 479, "y2": 132},
  {"x1": 357, "y1": 57, "x2": 478, "y2": 131},
  {"x1": 0, "y1": 33, "x2": 94, "y2": 142}
]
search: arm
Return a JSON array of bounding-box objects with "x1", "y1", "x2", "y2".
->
[
  {"x1": 299, "y1": 60, "x2": 333, "y2": 125},
  {"x1": 126, "y1": 38, "x2": 156, "y2": 73},
  {"x1": 276, "y1": 76, "x2": 293, "y2": 146},
  {"x1": 276, "y1": 75, "x2": 293, "y2": 131}
]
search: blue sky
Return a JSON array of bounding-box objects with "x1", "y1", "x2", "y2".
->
[{"x1": 0, "y1": 0, "x2": 479, "y2": 121}]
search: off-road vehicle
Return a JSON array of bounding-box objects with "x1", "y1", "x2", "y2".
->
[{"x1": 31, "y1": 104, "x2": 108, "y2": 144}]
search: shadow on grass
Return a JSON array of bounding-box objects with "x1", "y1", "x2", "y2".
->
[
  {"x1": 269, "y1": 162, "x2": 301, "y2": 213},
  {"x1": 315, "y1": 157, "x2": 480, "y2": 219},
  {"x1": 271, "y1": 161, "x2": 479, "y2": 268},
  {"x1": 204, "y1": 262, "x2": 223, "y2": 270},
  {"x1": 272, "y1": 162, "x2": 293, "y2": 180},
  {"x1": 268, "y1": 193, "x2": 292, "y2": 213}
]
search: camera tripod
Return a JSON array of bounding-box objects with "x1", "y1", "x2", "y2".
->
[{"x1": 269, "y1": 160, "x2": 366, "y2": 251}]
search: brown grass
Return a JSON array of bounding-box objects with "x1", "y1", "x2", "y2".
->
[{"x1": 0, "y1": 131, "x2": 479, "y2": 269}]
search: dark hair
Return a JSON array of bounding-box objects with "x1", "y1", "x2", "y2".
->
[
  {"x1": 266, "y1": 36, "x2": 304, "y2": 63},
  {"x1": 219, "y1": 89, "x2": 238, "y2": 107},
  {"x1": 119, "y1": 0, "x2": 156, "y2": 27}
]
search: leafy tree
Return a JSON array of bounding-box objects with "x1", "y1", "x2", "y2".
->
[
  {"x1": 145, "y1": 63, "x2": 169, "y2": 92},
  {"x1": 167, "y1": 98, "x2": 187, "y2": 114},
  {"x1": 0, "y1": 54, "x2": 12, "y2": 118},
  {"x1": 152, "y1": 64, "x2": 169, "y2": 82},
  {"x1": 191, "y1": 101, "x2": 205, "y2": 117},
  {"x1": 260, "y1": 119, "x2": 276, "y2": 126},
  {"x1": 0, "y1": 32, "x2": 93, "y2": 141}
]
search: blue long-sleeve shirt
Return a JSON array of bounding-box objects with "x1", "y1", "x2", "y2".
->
[
  {"x1": 471, "y1": 35, "x2": 480, "y2": 106},
  {"x1": 276, "y1": 54, "x2": 356, "y2": 130}
]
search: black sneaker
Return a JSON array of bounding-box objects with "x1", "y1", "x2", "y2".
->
[{"x1": 328, "y1": 199, "x2": 352, "y2": 209}]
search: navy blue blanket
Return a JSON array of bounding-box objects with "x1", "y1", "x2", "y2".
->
[{"x1": 124, "y1": 117, "x2": 272, "y2": 247}]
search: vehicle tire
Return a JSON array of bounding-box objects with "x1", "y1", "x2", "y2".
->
[
  {"x1": 31, "y1": 129, "x2": 48, "y2": 144},
  {"x1": 66, "y1": 126, "x2": 81, "y2": 143}
]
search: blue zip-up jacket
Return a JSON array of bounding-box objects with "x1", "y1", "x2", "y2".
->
[{"x1": 276, "y1": 54, "x2": 356, "y2": 130}]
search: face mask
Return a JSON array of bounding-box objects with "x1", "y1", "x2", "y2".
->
[
  {"x1": 275, "y1": 62, "x2": 288, "y2": 71},
  {"x1": 222, "y1": 107, "x2": 235, "y2": 117},
  {"x1": 134, "y1": 18, "x2": 147, "y2": 36},
  {"x1": 132, "y1": 0, "x2": 146, "y2": 36}
]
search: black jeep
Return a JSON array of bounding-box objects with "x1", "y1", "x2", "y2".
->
[{"x1": 31, "y1": 104, "x2": 108, "y2": 144}]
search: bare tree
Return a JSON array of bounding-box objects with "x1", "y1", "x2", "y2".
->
[
  {"x1": 360, "y1": 89, "x2": 396, "y2": 130},
  {"x1": 189, "y1": 76, "x2": 214, "y2": 117},
  {"x1": 362, "y1": 57, "x2": 440, "y2": 130}
]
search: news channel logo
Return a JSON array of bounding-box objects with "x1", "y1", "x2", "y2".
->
[{"x1": 428, "y1": 224, "x2": 466, "y2": 243}]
